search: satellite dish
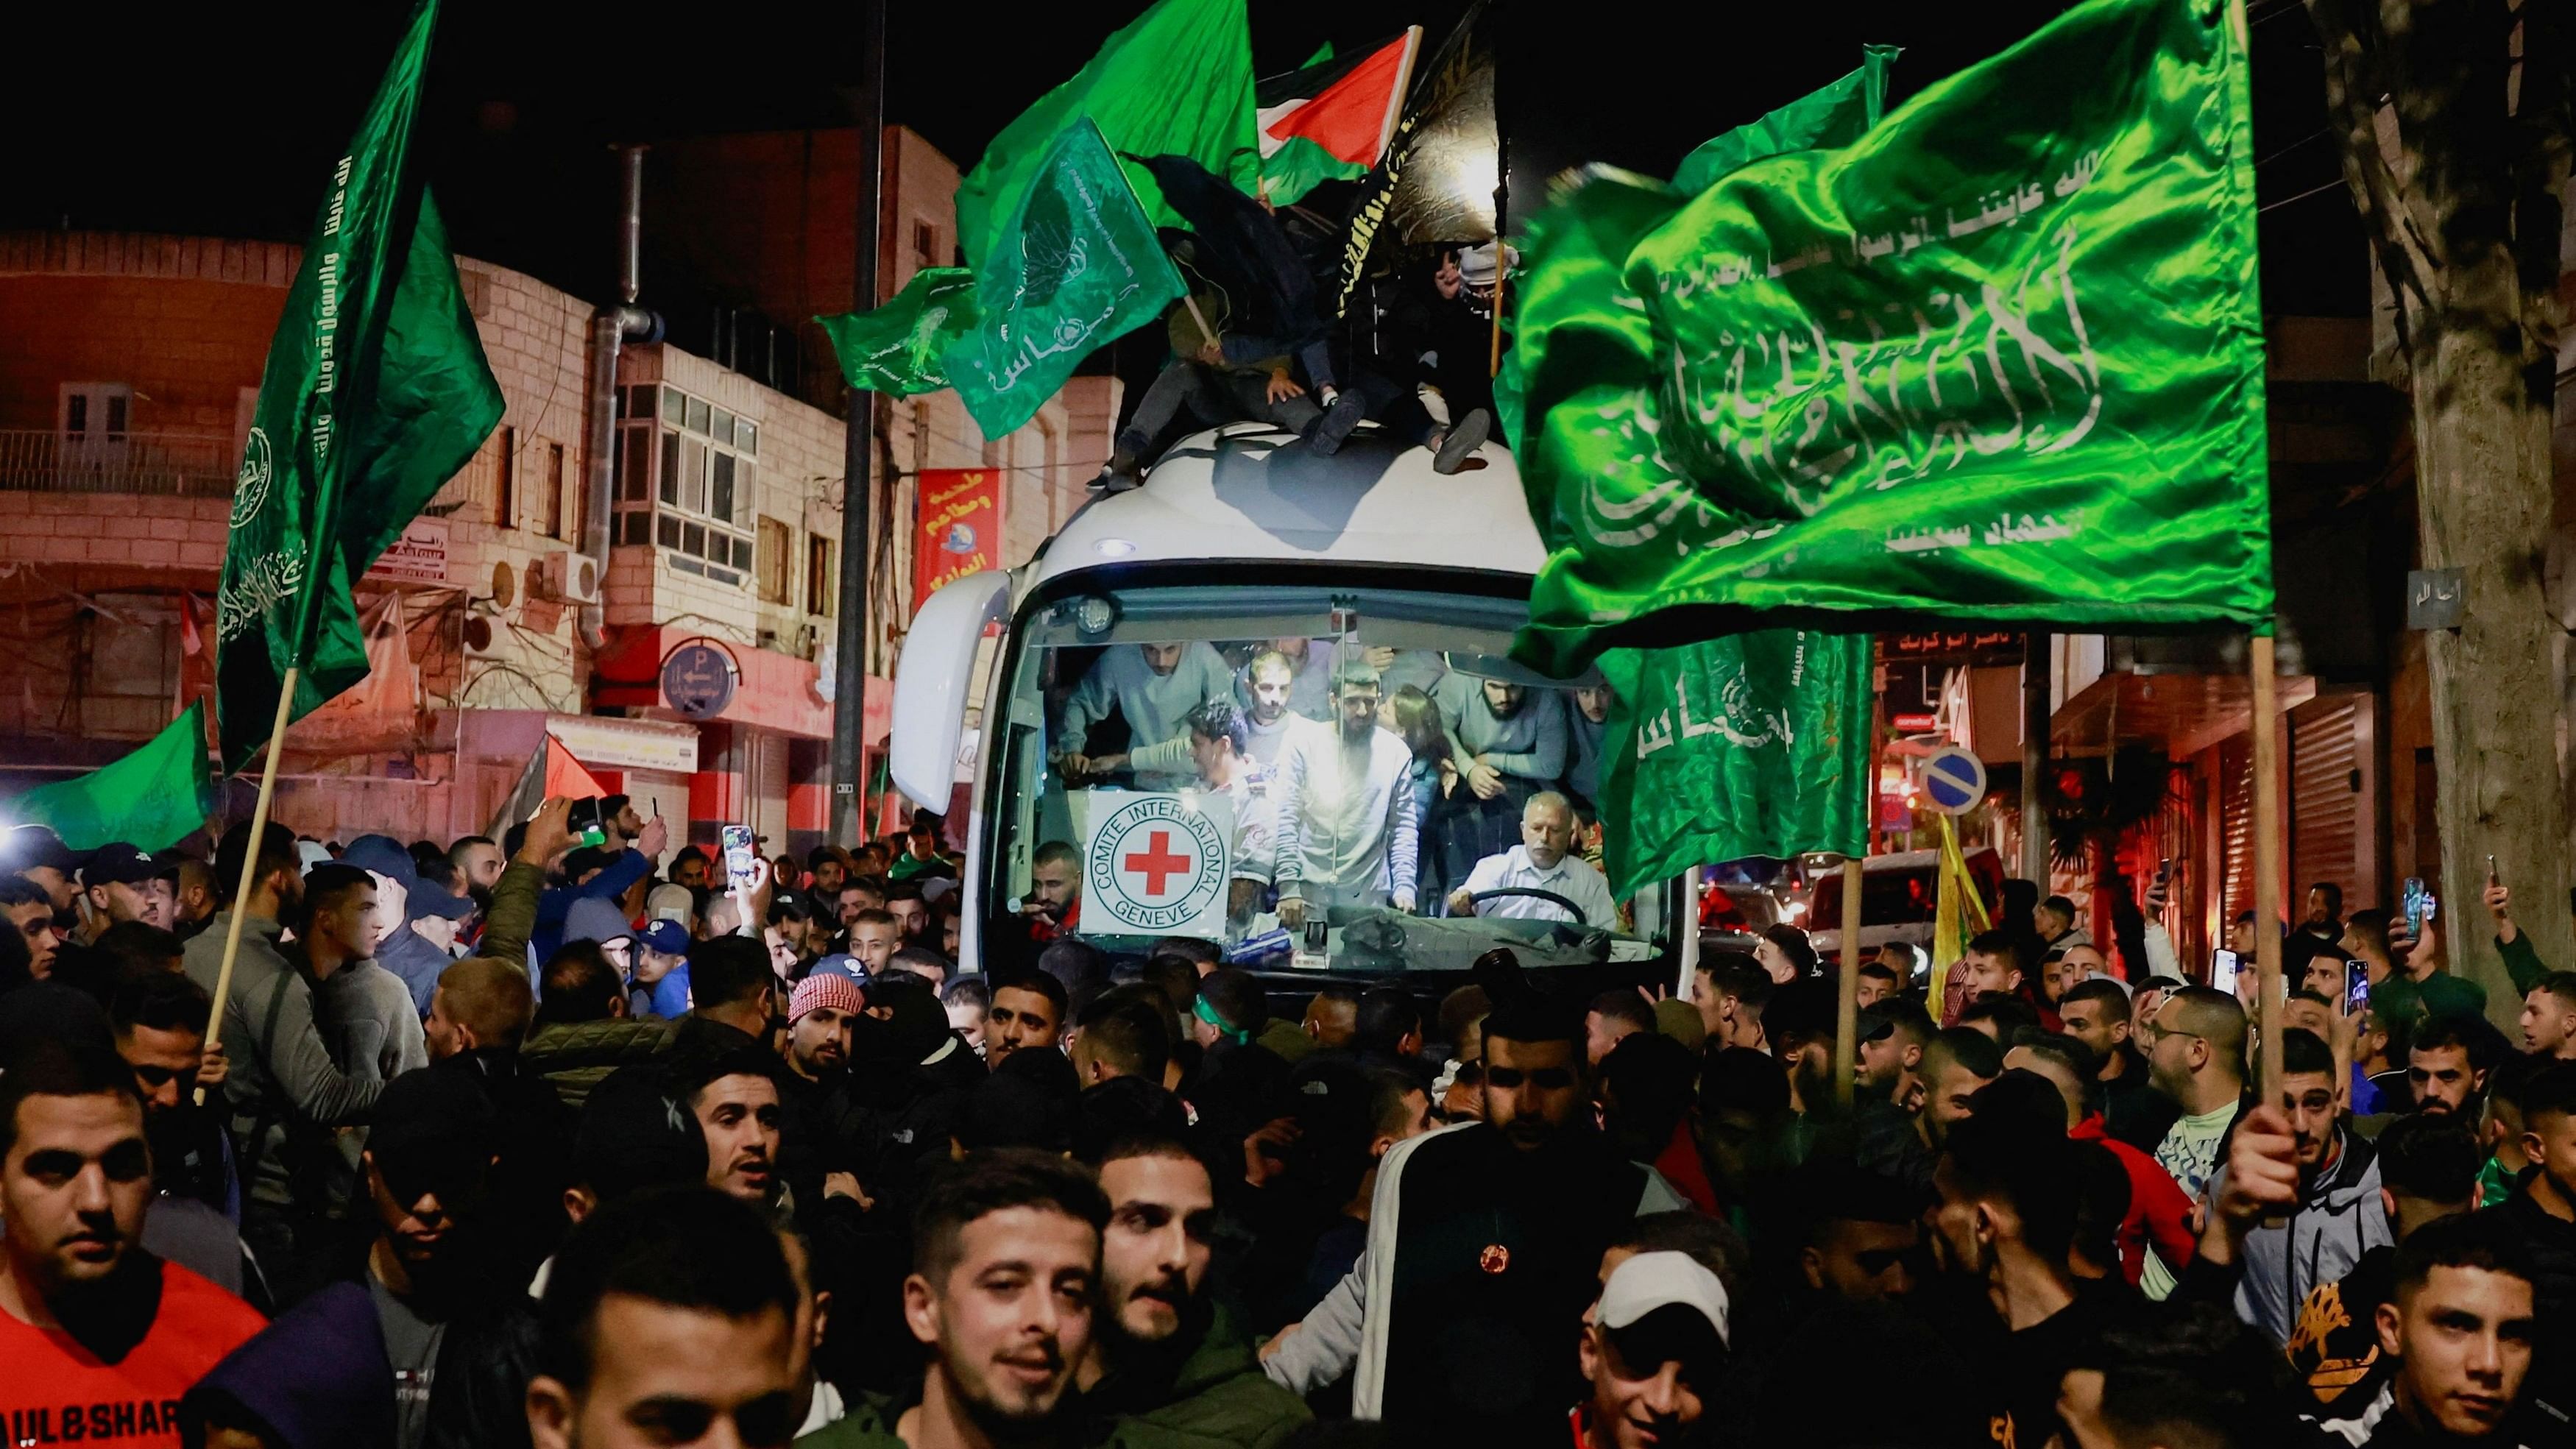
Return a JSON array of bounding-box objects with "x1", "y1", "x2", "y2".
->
[{"x1": 490, "y1": 561, "x2": 516, "y2": 609}]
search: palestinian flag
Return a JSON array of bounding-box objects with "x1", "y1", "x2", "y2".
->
[{"x1": 1256, "y1": 28, "x2": 1420, "y2": 206}]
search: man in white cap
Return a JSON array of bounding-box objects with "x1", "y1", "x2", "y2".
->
[{"x1": 1573, "y1": 1250, "x2": 1731, "y2": 1449}]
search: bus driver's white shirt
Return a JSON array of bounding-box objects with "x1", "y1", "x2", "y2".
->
[{"x1": 1458, "y1": 844, "x2": 1617, "y2": 924}]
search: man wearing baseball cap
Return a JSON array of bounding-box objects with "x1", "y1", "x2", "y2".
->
[
  {"x1": 1572, "y1": 1250, "x2": 1730, "y2": 1449},
  {"x1": 75, "y1": 843, "x2": 176, "y2": 943},
  {"x1": 1, "y1": 822, "x2": 86, "y2": 914},
  {"x1": 345, "y1": 835, "x2": 478, "y2": 1019},
  {"x1": 629, "y1": 918, "x2": 693, "y2": 1018}
]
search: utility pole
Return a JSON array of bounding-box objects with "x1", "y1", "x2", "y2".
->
[{"x1": 828, "y1": 0, "x2": 886, "y2": 846}]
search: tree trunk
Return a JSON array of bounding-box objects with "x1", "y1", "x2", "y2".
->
[
  {"x1": 2304, "y1": 0, "x2": 2572, "y2": 1025},
  {"x1": 2415, "y1": 278, "x2": 2575, "y2": 1012}
]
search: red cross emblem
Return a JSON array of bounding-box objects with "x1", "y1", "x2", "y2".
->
[{"x1": 1121, "y1": 830, "x2": 1194, "y2": 899}]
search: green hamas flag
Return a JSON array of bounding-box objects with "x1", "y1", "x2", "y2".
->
[
  {"x1": 944, "y1": 120, "x2": 1186, "y2": 440},
  {"x1": 1596, "y1": 634, "x2": 1871, "y2": 895},
  {"x1": 1673, "y1": 46, "x2": 1899, "y2": 194},
  {"x1": 816, "y1": 266, "x2": 979, "y2": 395},
  {"x1": 952, "y1": 0, "x2": 1258, "y2": 271},
  {"x1": 1529, "y1": 56, "x2": 1898, "y2": 886},
  {"x1": 13, "y1": 701, "x2": 212, "y2": 853},
  {"x1": 1514, "y1": 0, "x2": 2269, "y2": 678},
  {"x1": 216, "y1": 0, "x2": 502, "y2": 768}
]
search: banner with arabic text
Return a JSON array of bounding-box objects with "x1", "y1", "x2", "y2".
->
[
  {"x1": 913, "y1": 469, "x2": 1005, "y2": 612},
  {"x1": 1512, "y1": 0, "x2": 2270, "y2": 676},
  {"x1": 1596, "y1": 631, "x2": 1871, "y2": 899}
]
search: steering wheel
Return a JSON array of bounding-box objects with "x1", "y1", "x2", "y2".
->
[{"x1": 1465, "y1": 887, "x2": 1592, "y2": 926}]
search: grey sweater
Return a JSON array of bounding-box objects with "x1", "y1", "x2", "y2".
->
[{"x1": 183, "y1": 913, "x2": 384, "y2": 1208}]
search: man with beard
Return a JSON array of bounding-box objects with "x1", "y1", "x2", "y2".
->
[
  {"x1": 1262, "y1": 999, "x2": 1686, "y2": 1445},
  {"x1": 1274, "y1": 663, "x2": 1420, "y2": 929},
  {"x1": 800, "y1": 1149, "x2": 1109, "y2": 1448},
  {"x1": 183, "y1": 822, "x2": 385, "y2": 1298},
  {"x1": 777, "y1": 974, "x2": 863, "y2": 1222},
  {"x1": 2408, "y1": 1016, "x2": 2494, "y2": 1119},
  {"x1": 1079, "y1": 1138, "x2": 1309, "y2": 1448},
  {"x1": 1429, "y1": 675, "x2": 1569, "y2": 885},
  {"x1": 0, "y1": 1032, "x2": 265, "y2": 1445}
]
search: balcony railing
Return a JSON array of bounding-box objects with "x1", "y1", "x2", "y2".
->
[{"x1": 0, "y1": 429, "x2": 238, "y2": 497}]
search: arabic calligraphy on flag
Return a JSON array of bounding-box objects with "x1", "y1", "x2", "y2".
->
[
  {"x1": 945, "y1": 119, "x2": 1186, "y2": 440},
  {"x1": 1510, "y1": 0, "x2": 2271, "y2": 676}
]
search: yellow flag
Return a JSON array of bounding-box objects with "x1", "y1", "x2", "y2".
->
[{"x1": 1928, "y1": 815, "x2": 1992, "y2": 1024}]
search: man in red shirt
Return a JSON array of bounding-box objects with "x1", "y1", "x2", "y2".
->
[
  {"x1": 0, "y1": 1029, "x2": 263, "y2": 1448},
  {"x1": 2007, "y1": 1034, "x2": 2196, "y2": 1289}
]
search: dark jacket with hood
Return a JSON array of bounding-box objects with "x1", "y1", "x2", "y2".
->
[{"x1": 182, "y1": 1280, "x2": 396, "y2": 1449}]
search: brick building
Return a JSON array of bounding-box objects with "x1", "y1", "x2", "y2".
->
[{"x1": 0, "y1": 125, "x2": 1114, "y2": 854}]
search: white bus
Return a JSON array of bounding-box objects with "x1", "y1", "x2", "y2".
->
[{"x1": 889, "y1": 422, "x2": 1685, "y2": 996}]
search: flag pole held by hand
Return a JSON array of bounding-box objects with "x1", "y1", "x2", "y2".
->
[
  {"x1": 2249, "y1": 633, "x2": 2284, "y2": 1106},
  {"x1": 198, "y1": 665, "x2": 299, "y2": 1108}
]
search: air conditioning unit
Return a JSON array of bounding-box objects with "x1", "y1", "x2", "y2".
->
[
  {"x1": 536, "y1": 550, "x2": 601, "y2": 604},
  {"x1": 461, "y1": 614, "x2": 504, "y2": 659}
]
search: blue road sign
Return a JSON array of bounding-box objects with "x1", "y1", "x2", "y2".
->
[{"x1": 1921, "y1": 748, "x2": 1988, "y2": 816}]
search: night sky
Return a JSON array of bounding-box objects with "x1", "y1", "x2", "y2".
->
[{"x1": 5, "y1": 0, "x2": 2359, "y2": 316}]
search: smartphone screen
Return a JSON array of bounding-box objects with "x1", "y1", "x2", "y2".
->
[
  {"x1": 2403, "y1": 876, "x2": 2427, "y2": 938},
  {"x1": 567, "y1": 796, "x2": 608, "y2": 847},
  {"x1": 2344, "y1": 958, "x2": 2370, "y2": 1013},
  {"x1": 721, "y1": 824, "x2": 759, "y2": 894},
  {"x1": 2211, "y1": 948, "x2": 2241, "y2": 995}
]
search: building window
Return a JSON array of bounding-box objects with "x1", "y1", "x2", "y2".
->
[
  {"x1": 914, "y1": 219, "x2": 940, "y2": 269},
  {"x1": 757, "y1": 517, "x2": 792, "y2": 603},
  {"x1": 494, "y1": 426, "x2": 516, "y2": 528},
  {"x1": 806, "y1": 536, "x2": 835, "y2": 617},
  {"x1": 59, "y1": 383, "x2": 134, "y2": 442},
  {"x1": 624, "y1": 383, "x2": 757, "y2": 586},
  {"x1": 540, "y1": 440, "x2": 565, "y2": 539}
]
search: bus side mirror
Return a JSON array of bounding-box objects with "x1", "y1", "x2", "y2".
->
[{"x1": 891, "y1": 571, "x2": 1012, "y2": 807}]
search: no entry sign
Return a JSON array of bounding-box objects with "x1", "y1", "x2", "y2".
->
[
  {"x1": 1919, "y1": 748, "x2": 1989, "y2": 816},
  {"x1": 1078, "y1": 793, "x2": 1235, "y2": 938}
]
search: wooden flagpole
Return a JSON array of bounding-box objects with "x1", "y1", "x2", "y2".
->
[
  {"x1": 2249, "y1": 634, "x2": 2284, "y2": 1105},
  {"x1": 1835, "y1": 681, "x2": 1883, "y2": 1109},
  {"x1": 197, "y1": 664, "x2": 299, "y2": 1106}
]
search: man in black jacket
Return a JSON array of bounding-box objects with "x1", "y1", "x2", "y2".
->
[
  {"x1": 2475, "y1": 1060, "x2": 2576, "y2": 1417},
  {"x1": 1262, "y1": 997, "x2": 1687, "y2": 1447},
  {"x1": 351, "y1": 1067, "x2": 538, "y2": 1449},
  {"x1": 425, "y1": 956, "x2": 573, "y2": 1292}
]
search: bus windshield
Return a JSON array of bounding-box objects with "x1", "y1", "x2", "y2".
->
[{"x1": 977, "y1": 580, "x2": 1670, "y2": 977}]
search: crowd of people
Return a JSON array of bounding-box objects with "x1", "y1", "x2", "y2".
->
[
  {"x1": 1045, "y1": 642, "x2": 1615, "y2": 944},
  {"x1": 2, "y1": 800, "x2": 2574, "y2": 1449}
]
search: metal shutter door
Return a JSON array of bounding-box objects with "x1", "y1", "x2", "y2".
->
[{"x1": 2291, "y1": 697, "x2": 2361, "y2": 912}]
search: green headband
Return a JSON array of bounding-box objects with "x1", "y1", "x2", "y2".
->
[{"x1": 1194, "y1": 993, "x2": 1249, "y2": 1044}]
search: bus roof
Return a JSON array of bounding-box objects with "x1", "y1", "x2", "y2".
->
[{"x1": 1032, "y1": 424, "x2": 1546, "y2": 592}]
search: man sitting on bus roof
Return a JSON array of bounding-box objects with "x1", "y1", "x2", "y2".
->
[{"x1": 1447, "y1": 792, "x2": 1617, "y2": 929}]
